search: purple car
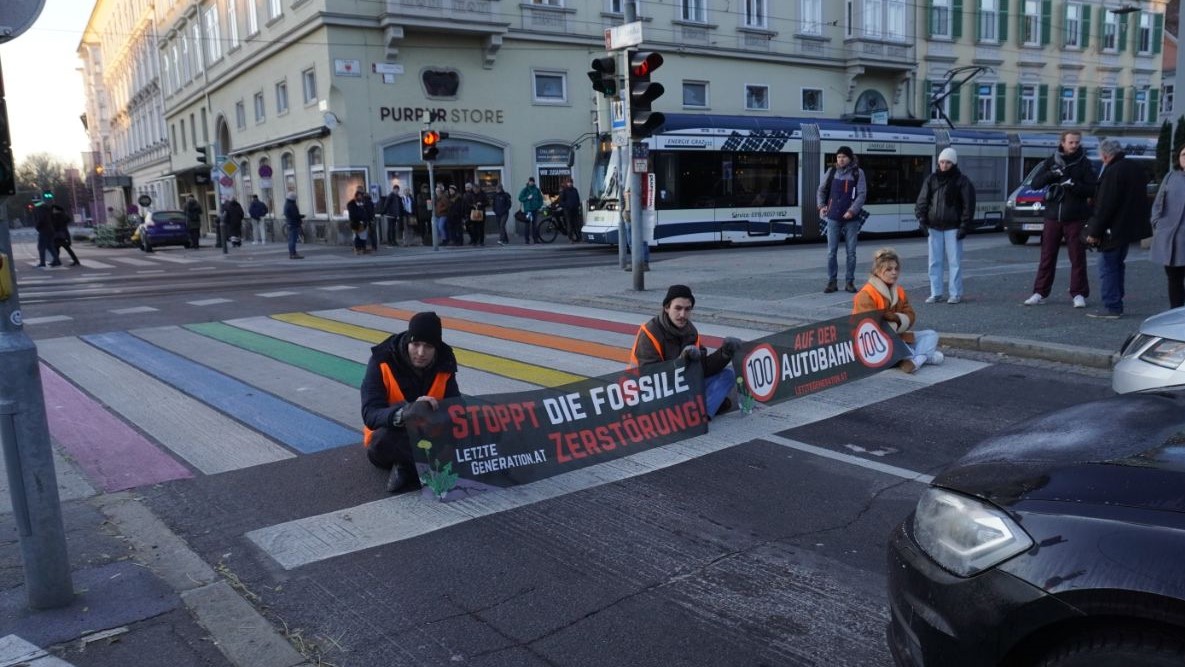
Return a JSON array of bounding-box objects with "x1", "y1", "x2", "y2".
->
[{"x1": 137, "y1": 210, "x2": 191, "y2": 252}]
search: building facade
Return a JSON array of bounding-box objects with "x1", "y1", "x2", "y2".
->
[{"x1": 79, "y1": 0, "x2": 1166, "y2": 242}]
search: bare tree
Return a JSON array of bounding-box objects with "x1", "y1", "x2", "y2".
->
[{"x1": 16, "y1": 152, "x2": 77, "y2": 201}]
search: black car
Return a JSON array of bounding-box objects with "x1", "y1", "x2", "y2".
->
[{"x1": 887, "y1": 389, "x2": 1185, "y2": 667}]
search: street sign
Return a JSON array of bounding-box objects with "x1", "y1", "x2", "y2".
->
[
  {"x1": 610, "y1": 97, "x2": 626, "y2": 130},
  {"x1": 372, "y1": 62, "x2": 404, "y2": 75},
  {"x1": 220, "y1": 161, "x2": 239, "y2": 178},
  {"x1": 137, "y1": 194, "x2": 152, "y2": 208},
  {"x1": 0, "y1": 0, "x2": 46, "y2": 44},
  {"x1": 605, "y1": 21, "x2": 643, "y2": 50},
  {"x1": 612, "y1": 130, "x2": 630, "y2": 147}
]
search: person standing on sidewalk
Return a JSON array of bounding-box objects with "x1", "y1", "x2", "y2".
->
[
  {"x1": 852, "y1": 247, "x2": 943, "y2": 374},
  {"x1": 185, "y1": 195, "x2": 203, "y2": 249},
  {"x1": 283, "y1": 191, "x2": 305, "y2": 259},
  {"x1": 915, "y1": 148, "x2": 976, "y2": 304},
  {"x1": 492, "y1": 184, "x2": 512, "y2": 245},
  {"x1": 348, "y1": 188, "x2": 374, "y2": 255},
  {"x1": 361, "y1": 311, "x2": 461, "y2": 493},
  {"x1": 816, "y1": 146, "x2": 867, "y2": 294},
  {"x1": 518, "y1": 177, "x2": 544, "y2": 244},
  {"x1": 1150, "y1": 144, "x2": 1185, "y2": 310},
  {"x1": 1022, "y1": 130, "x2": 1097, "y2": 309},
  {"x1": 248, "y1": 194, "x2": 268, "y2": 245},
  {"x1": 1083, "y1": 139, "x2": 1151, "y2": 319},
  {"x1": 628, "y1": 285, "x2": 741, "y2": 417},
  {"x1": 433, "y1": 184, "x2": 450, "y2": 246},
  {"x1": 559, "y1": 178, "x2": 583, "y2": 242},
  {"x1": 222, "y1": 197, "x2": 245, "y2": 248},
  {"x1": 382, "y1": 182, "x2": 405, "y2": 247}
]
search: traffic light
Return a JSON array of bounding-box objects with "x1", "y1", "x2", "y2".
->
[
  {"x1": 628, "y1": 51, "x2": 666, "y2": 138},
  {"x1": 420, "y1": 129, "x2": 448, "y2": 161},
  {"x1": 196, "y1": 146, "x2": 209, "y2": 165},
  {"x1": 587, "y1": 56, "x2": 617, "y2": 96},
  {"x1": 41, "y1": 190, "x2": 54, "y2": 201}
]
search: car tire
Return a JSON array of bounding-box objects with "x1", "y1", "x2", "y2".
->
[
  {"x1": 1035, "y1": 627, "x2": 1185, "y2": 667},
  {"x1": 1008, "y1": 231, "x2": 1030, "y2": 246}
]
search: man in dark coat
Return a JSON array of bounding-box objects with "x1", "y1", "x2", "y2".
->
[
  {"x1": 360, "y1": 311, "x2": 461, "y2": 493},
  {"x1": 34, "y1": 202, "x2": 61, "y2": 267},
  {"x1": 51, "y1": 204, "x2": 80, "y2": 266},
  {"x1": 558, "y1": 178, "x2": 583, "y2": 242},
  {"x1": 628, "y1": 285, "x2": 742, "y2": 417},
  {"x1": 248, "y1": 195, "x2": 269, "y2": 245},
  {"x1": 381, "y1": 183, "x2": 405, "y2": 246},
  {"x1": 1023, "y1": 130, "x2": 1098, "y2": 308},
  {"x1": 1084, "y1": 139, "x2": 1152, "y2": 319},
  {"x1": 185, "y1": 196, "x2": 203, "y2": 249},
  {"x1": 222, "y1": 197, "x2": 245, "y2": 247}
]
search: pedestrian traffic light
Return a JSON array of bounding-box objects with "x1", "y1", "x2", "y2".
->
[
  {"x1": 196, "y1": 146, "x2": 209, "y2": 165},
  {"x1": 587, "y1": 56, "x2": 617, "y2": 97},
  {"x1": 628, "y1": 51, "x2": 666, "y2": 138},
  {"x1": 42, "y1": 190, "x2": 53, "y2": 201},
  {"x1": 421, "y1": 129, "x2": 448, "y2": 161}
]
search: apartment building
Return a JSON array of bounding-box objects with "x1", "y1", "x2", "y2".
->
[{"x1": 78, "y1": 0, "x2": 1165, "y2": 240}]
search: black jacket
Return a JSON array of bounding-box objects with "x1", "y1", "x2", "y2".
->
[
  {"x1": 915, "y1": 167, "x2": 977, "y2": 231},
  {"x1": 360, "y1": 332, "x2": 461, "y2": 436},
  {"x1": 1086, "y1": 153, "x2": 1152, "y2": 250},
  {"x1": 1031, "y1": 147, "x2": 1097, "y2": 223},
  {"x1": 631, "y1": 311, "x2": 729, "y2": 378},
  {"x1": 492, "y1": 191, "x2": 512, "y2": 216}
]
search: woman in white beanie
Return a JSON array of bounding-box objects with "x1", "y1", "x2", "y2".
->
[{"x1": 914, "y1": 147, "x2": 977, "y2": 304}]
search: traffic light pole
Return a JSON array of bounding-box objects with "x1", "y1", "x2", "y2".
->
[
  {"x1": 427, "y1": 161, "x2": 439, "y2": 250},
  {"x1": 0, "y1": 202, "x2": 74, "y2": 610}
]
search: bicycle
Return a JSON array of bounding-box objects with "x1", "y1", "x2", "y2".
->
[{"x1": 536, "y1": 204, "x2": 568, "y2": 244}]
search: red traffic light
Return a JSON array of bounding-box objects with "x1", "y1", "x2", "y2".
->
[
  {"x1": 422, "y1": 131, "x2": 440, "y2": 146},
  {"x1": 630, "y1": 52, "x2": 664, "y2": 78}
]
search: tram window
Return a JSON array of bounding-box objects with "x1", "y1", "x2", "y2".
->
[
  {"x1": 851, "y1": 154, "x2": 929, "y2": 205},
  {"x1": 654, "y1": 152, "x2": 722, "y2": 209},
  {"x1": 731, "y1": 153, "x2": 797, "y2": 207},
  {"x1": 655, "y1": 151, "x2": 796, "y2": 209}
]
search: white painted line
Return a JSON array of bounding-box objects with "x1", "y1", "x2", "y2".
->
[
  {"x1": 21, "y1": 315, "x2": 73, "y2": 325},
  {"x1": 110, "y1": 256, "x2": 160, "y2": 267},
  {"x1": 317, "y1": 285, "x2": 358, "y2": 291},
  {"x1": 111, "y1": 306, "x2": 159, "y2": 315},
  {"x1": 188, "y1": 298, "x2": 234, "y2": 306},
  {"x1": 247, "y1": 356, "x2": 987, "y2": 569},
  {"x1": 370, "y1": 280, "x2": 404, "y2": 286},
  {"x1": 148, "y1": 254, "x2": 200, "y2": 264},
  {"x1": 189, "y1": 266, "x2": 217, "y2": 271},
  {"x1": 136, "y1": 270, "x2": 168, "y2": 274},
  {"x1": 77, "y1": 260, "x2": 116, "y2": 269},
  {"x1": 79, "y1": 272, "x2": 113, "y2": 277},
  {"x1": 764, "y1": 435, "x2": 934, "y2": 484},
  {"x1": 257, "y1": 291, "x2": 300, "y2": 298},
  {"x1": 0, "y1": 634, "x2": 76, "y2": 666}
]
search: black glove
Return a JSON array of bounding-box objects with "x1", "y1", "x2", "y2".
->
[
  {"x1": 679, "y1": 345, "x2": 701, "y2": 362},
  {"x1": 956, "y1": 229, "x2": 967, "y2": 241},
  {"x1": 721, "y1": 337, "x2": 742, "y2": 359}
]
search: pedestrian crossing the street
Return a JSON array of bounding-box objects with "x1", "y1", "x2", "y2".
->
[{"x1": 13, "y1": 294, "x2": 989, "y2": 568}]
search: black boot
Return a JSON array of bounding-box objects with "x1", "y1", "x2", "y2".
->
[
  {"x1": 385, "y1": 465, "x2": 420, "y2": 493},
  {"x1": 824, "y1": 280, "x2": 838, "y2": 293}
]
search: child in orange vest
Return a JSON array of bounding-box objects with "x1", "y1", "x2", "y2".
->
[{"x1": 852, "y1": 247, "x2": 943, "y2": 373}]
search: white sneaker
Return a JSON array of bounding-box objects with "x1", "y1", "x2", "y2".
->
[
  {"x1": 1023, "y1": 293, "x2": 1045, "y2": 306},
  {"x1": 929, "y1": 350, "x2": 945, "y2": 365},
  {"x1": 924, "y1": 295, "x2": 944, "y2": 304},
  {"x1": 1072, "y1": 295, "x2": 1086, "y2": 308}
]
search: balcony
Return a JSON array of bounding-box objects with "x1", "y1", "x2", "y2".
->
[
  {"x1": 844, "y1": 36, "x2": 915, "y2": 73},
  {"x1": 380, "y1": 0, "x2": 511, "y2": 67}
]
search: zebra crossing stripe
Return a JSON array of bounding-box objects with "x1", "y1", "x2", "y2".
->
[
  {"x1": 83, "y1": 332, "x2": 359, "y2": 453},
  {"x1": 273, "y1": 312, "x2": 585, "y2": 388},
  {"x1": 185, "y1": 321, "x2": 367, "y2": 387},
  {"x1": 0, "y1": 635, "x2": 75, "y2": 666},
  {"x1": 352, "y1": 304, "x2": 631, "y2": 363},
  {"x1": 37, "y1": 337, "x2": 293, "y2": 474}
]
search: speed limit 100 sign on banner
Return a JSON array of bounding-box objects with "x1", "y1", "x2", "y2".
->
[{"x1": 733, "y1": 313, "x2": 908, "y2": 406}]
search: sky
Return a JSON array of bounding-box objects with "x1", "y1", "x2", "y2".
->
[{"x1": 1, "y1": 0, "x2": 92, "y2": 167}]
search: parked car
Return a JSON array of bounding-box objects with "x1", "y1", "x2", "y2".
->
[
  {"x1": 1114, "y1": 307, "x2": 1185, "y2": 394},
  {"x1": 886, "y1": 388, "x2": 1185, "y2": 667},
  {"x1": 136, "y1": 210, "x2": 190, "y2": 252}
]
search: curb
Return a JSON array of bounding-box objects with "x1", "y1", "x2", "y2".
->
[{"x1": 939, "y1": 332, "x2": 1118, "y2": 369}]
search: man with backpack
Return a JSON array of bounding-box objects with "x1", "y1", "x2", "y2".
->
[{"x1": 816, "y1": 146, "x2": 867, "y2": 294}]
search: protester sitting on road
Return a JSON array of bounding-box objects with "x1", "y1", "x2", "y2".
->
[
  {"x1": 361, "y1": 311, "x2": 461, "y2": 493},
  {"x1": 852, "y1": 247, "x2": 943, "y2": 374},
  {"x1": 629, "y1": 284, "x2": 741, "y2": 417}
]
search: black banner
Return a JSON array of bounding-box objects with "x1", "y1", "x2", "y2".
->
[
  {"x1": 411, "y1": 360, "x2": 707, "y2": 501},
  {"x1": 733, "y1": 313, "x2": 907, "y2": 409}
]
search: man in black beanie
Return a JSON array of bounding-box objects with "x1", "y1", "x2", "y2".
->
[
  {"x1": 816, "y1": 145, "x2": 867, "y2": 294},
  {"x1": 628, "y1": 285, "x2": 742, "y2": 417},
  {"x1": 360, "y1": 311, "x2": 461, "y2": 493}
]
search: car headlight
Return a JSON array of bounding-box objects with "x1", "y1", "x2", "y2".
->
[
  {"x1": 912, "y1": 487, "x2": 1033, "y2": 577},
  {"x1": 1138, "y1": 338, "x2": 1185, "y2": 370}
]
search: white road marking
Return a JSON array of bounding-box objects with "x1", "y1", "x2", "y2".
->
[
  {"x1": 111, "y1": 306, "x2": 159, "y2": 315},
  {"x1": 0, "y1": 634, "x2": 76, "y2": 666},
  {"x1": 188, "y1": 298, "x2": 234, "y2": 306},
  {"x1": 317, "y1": 285, "x2": 358, "y2": 291},
  {"x1": 22, "y1": 315, "x2": 73, "y2": 325},
  {"x1": 257, "y1": 291, "x2": 300, "y2": 298}
]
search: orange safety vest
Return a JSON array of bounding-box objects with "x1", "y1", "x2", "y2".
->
[
  {"x1": 628, "y1": 320, "x2": 701, "y2": 370},
  {"x1": 362, "y1": 362, "x2": 451, "y2": 447},
  {"x1": 854, "y1": 283, "x2": 906, "y2": 313}
]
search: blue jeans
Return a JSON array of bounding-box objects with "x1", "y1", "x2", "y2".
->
[
  {"x1": 624, "y1": 221, "x2": 650, "y2": 262},
  {"x1": 1098, "y1": 243, "x2": 1128, "y2": 314},
  {"x1": 926, "y1": 229, "x2": 963, "y2": 299},
  {"x1": 705, "y1": 365, "x2": 736, "y2": 417},
  {"x1": 826, "y1": 218, "x2": 860, "y2": 284},
  {"x1": 37, "y1": 231, "x2": 60, "y2": 265},
  {"x1": 286, "y1": 223, "x2": 301, "y2": 255},
  {"x1": 435, "y1": 215, "x2": 448, "y2": 243},
  {"x1": 908, "y1": 329, "x2": 939, "y2": 361}
]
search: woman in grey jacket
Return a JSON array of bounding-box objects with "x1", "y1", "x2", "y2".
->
[{"x1": 1150, "y1": 145, "x2": 1185, "y2": 309}]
